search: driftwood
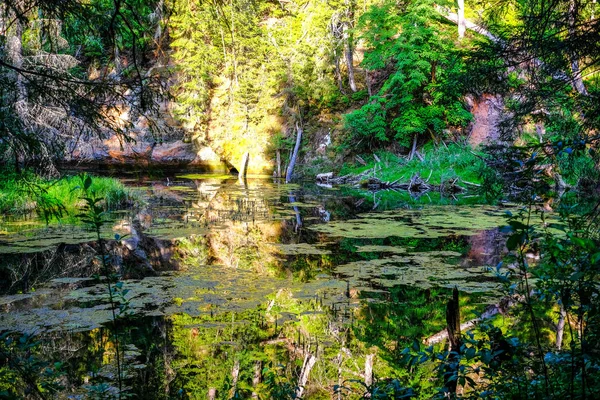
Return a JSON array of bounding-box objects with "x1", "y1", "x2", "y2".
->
[
  {"x1": 316, "y1": 172, "x2": 334, "y2": 182},
  {"x1": 323, "y1": 172, "x2": 468, "y2": 194},
  {"x1": 424, "y1": 296, "x2": 519, "y2": 346}
]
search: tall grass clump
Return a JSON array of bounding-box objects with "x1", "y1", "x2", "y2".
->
[
  {"x1": 339, "y1": 143, "x2": 486, "y2": 185},
  {"x1": 0, "y1": 169, "x2": 136, "y2": 218}
]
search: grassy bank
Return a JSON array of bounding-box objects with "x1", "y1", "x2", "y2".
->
[
  {"x1": 339, "y1": 143, "x2": 486, "y2": 185},
  {"x1": 0, "y1": 170, "x2": 136, "y2": 218}
]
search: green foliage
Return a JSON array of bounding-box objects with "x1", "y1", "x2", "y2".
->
[
  {"x1": 340, "y1": 143, "x2": 486, "y2": 185},
  {"x1": 0, "y1": 333, "x2": 65, "y2": 399},
  {"x1": 344, "y1": 0, "x2": 471, "y2": 150},
  {"x1": 0, "y1": 169, "x2": 135, "y2": 218},
  {"x1": 0, "y1": 0, "x2": 164, "y2": 168}
]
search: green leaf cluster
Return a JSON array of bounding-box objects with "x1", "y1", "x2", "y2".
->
[{"x1": 345, "y1": 0, "x2": 472, "y2": 150}]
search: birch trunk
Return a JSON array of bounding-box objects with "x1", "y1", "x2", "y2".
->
[
  {"x1": 276, "y1": 150, "x2": 282, "y2": 178},
  {"x1": 229, "y1": 359, "x2": 240, "y2": 398},
  {"x1": 365, "y1": 354, "x2": 374, "y2": 387},
  {"x1": 239, "y1": 152, "x2": 249, "y2": 182},
  {"x1": 457, "y1": 0, "x2": 466, "y2": 39},
  {"x1": 556, "y1": 304, "x2": 567, "y2": 350},
  {"x1": 285, "y1": 123, "x2": 302, "y2": 183}
]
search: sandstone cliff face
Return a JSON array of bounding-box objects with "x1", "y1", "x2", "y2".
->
[
  {"x1": 466, "y1": 94, "x2": 505, "y2": 147},
  {"x1": 65, "y1": 91, "x2": 507, "y2": 172},
  {"x1": 65, "y1": 101, "x2": 231, "y2": 172}
]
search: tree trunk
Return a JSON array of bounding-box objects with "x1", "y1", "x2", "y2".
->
[
  {"x1": 365, "y1": 354, "x2": 374, "y2": 387},
  {"x1": 276, "y1": 150, "x2": 282, "y2": 178},
  {"x1": 208, "y1": 388, "x2": 216, "y2": 400},
  {"x1": 457, "y1": 0, "x2": 466, "y2": 39},
  {"x1": 343, "y1": 26, "x2": 357, "y2": 92},
  {"x1": 556, "y1": 304, "x2": 566, "y2": 350},
  {"x1": 6, "y1": 6, "x2": 26, "y2": 105},
  {"x1": 296, "y1": 354, "x2": 317, "y2": 399},
  {"x1": 343, "y1": 0, "x2": 357, "y2": 92},
  {"x1": 229, "y1": 359, "x2": 240, "y2": 398},
  {"x1": 408, "y1": 134, "x2": 418, "y2": 161},
  {"x1": 239, "y1": 152, "x2": 249, "y2": 182},
  {"x1": 568, "y1": 0, "x2": 588, "y2": 95},
  {"x1": 334, "y1": 51, "x2": 344, "y2": 92},
  {"x1": 251, "y1": 360, "x2": 262, "y2": 399},
  {"x1": 285, "y1": 123, "x2": 302, "y2": 183},
  {"x1": 445, "y1": 287, "x2": 461, "y2": 395},
  {"x1": 6, "y1": 2, "x2": 26, "y2": 168}
]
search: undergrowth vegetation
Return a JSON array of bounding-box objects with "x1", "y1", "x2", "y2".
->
[
  {"x1": 0, "y1": 169, "x2": 136, "y2": 219},
  {"x1": 339, "y1": 143, "x2": 486, "y2": 185}
]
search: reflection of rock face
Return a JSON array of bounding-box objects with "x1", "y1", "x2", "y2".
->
[
  {"x1": 201, "y1": 181, "x2": 281, "y2": 271},
  {"x1": 461, "y1": 228, "x2": 505, "y2": 268}
]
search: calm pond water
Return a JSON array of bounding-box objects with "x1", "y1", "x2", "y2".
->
[{"x1": 0, "y1": 173, "x2": 510, "y2": 398}]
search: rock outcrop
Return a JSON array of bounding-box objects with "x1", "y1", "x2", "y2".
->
[
  {"x1": 65, "y1": 100, "x2": 233, "y2": 172},
  {"x1": 466, "y1": 94, "x2": 505, "y2": 146}
]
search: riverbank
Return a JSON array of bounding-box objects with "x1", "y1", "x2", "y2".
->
[{"x1": 312, "y1": 143, "x2": 487, "y2": 192}]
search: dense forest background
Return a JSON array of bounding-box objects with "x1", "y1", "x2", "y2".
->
[{"x1": 2, "y1": 0, "x2": 598, "y2": 180}]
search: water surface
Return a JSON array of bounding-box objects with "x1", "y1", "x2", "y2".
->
[{"x1": 0, "y1": 173, "x2": 509, "y2": 398}]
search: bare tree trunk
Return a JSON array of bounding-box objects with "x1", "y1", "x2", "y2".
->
[
  {"x1": 334, "y1": 51, "x2": 344, "y2": 92},
  {"x1": 343, "y1": 0, "x2": 357, "y2": 92},
  {"x1": 408, "y1": 134, "x2": 418, "y2": 161},
  {"x1": 556, "y1": 304, "x2": 567, "y2": 350},
  {"x1": 239, "y1": 152, "x2": 249, "y2": 182},
  {"x1": 365, "y1": 353, "x2": 374, "y2": 387},
  {"x1": 276, "y1": 150, "x2": 282, "y2": 178},
  {"x1": 251, "y1": 360, "x2": 262, "y2": 399},
  {"x1": 568, "y1": 0, "x2": 588, "y2": 95},
  {"x1": 445, "y1": 287, "x2": 461, "y2": 396},
  {"x1": 365, "y1": 70, "x2": 372, "y2": 96},
  {"x1": 208, "y1": 388, "x2": 216, "y2": 400},
  {"x1": 114, "y1": 45, "x2": 121, "y2": 75},
  {"x1": 457, "y1": 0, "x2": 466, "y2": 39},
  {"x1": 230, "y1": 0, "x2": 238, "y2": 87},
  {"x1": 296, "y1": 353, "x2": 317, "y2": 399},
  {"x1": 6, "y1": 2, "x2": 26, "y2": 170},
  {"x1": 229, "y1": 359, "x2": 240, "y2": 398},
  {"x1": 6, "y1": 7, "x2": 25, "y2": 104},
  {"x1": 285, "y1": 123, "x2": 302, "y2": 183},
  {"x1": 336, "y1": 353, "x2": 343, "y2": 400},
  {"x1": 343, "y1": 27, "x2": 357, "y2": 92},
  {"x1": 153, "y1": 0, "x2": 165, "y2": 41}
]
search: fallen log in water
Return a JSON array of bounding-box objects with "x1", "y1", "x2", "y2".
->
[{"x1": 320, "y1": 172, "x2": 469, "y2": 194}]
